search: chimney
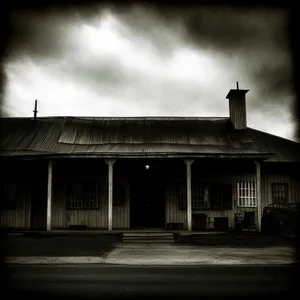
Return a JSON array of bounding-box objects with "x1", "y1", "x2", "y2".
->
[
  {"x1": 33, "y1": 100, "x2": 38, "y2": 119},
  {"x1": 226, "y1": 82, "x2": 249, "y2": 130}
]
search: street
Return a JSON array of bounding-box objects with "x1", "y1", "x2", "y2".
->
[{"x1": 4, "y1": 264, "x2": 296, "y2": 298}]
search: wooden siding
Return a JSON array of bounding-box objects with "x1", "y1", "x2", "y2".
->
[
  {"x1": 1, "y1": 159, "x2": 299, "y2": 229},
  {"x1": 0, "y1": 160, "x2": 47, "y2": 229},
  {"x1": 1, "y1": 159, "x2": 130, "y2": 229},
  {"x1": 165, "y1": 173, "x2": 257, "y2": 229},
  {"x1": 51, "y1": 160, "x2": 130, "y2": 228},
  {"x1": 0, "y1": 183, "x2": 30, "y2": 228},
  {"x1": 261, "y1": 172, "x2": 300, "y2": 207},
  {"x1": 165, "y1": 160, "x2": 300, "y2": 229},
  {"x1": 51, "y1": 180, "x2": 130, "y2": 229}
]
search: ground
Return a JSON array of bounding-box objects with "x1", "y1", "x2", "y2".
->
[
  {"x1": 2, "y1": 231, "x2": 298, "y2": 297},
  {"x1": 1, "y1": 231, "x2": 297, "y2": 265},
  {"x1": 2, "y1": 233, "x2": 120, "y2": 257}
]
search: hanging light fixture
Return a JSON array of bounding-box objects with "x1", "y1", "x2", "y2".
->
[{"x1": 145, "y1": 164, "x2": 150, "y2": 170}]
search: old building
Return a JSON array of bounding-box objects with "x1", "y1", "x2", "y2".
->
[{"x1": 1, "y1": 85, "x2": 300, "y2": 232}]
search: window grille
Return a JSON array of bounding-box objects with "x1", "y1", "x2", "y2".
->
[
  {"x1": 179, "y1": 182, "x2": 209, "y2": 209},
  {"x1": 237, "y1": 181, "x2": 256, "y2": 207},
  {"x1": 67, "y1": 182, "x2": 99, "y2": 210},
  {"x1": 272, "y1": 183, "x2": 288, "y2": 204},
  {"x1": 192, "y1": 183, "x2": 209, "y2": 209}
]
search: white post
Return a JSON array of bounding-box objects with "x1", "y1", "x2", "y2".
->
[
  {"x1": 105, "y1": 159, "x2": 116, "y2": 231},
  {"x1": 47, "y1": 160, "x2": 53, "y2": 231},
  {"x1": 254, "y1": 160, "x2": 262, "y2": 232},
  {"x1": 184, "y1": 159, "x2": 195, "y2": 231}
]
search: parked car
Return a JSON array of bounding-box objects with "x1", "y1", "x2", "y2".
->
[{"x1": 261, "y1": 203, "x2": 300, "y2": 235}]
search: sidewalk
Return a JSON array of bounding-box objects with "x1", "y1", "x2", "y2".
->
[
  {"x1": 4, "y1": 243, "x2": 295, "y2": 265},
  {"x1": 3, "y1": 231, "x2": 296, "y2": 265}
]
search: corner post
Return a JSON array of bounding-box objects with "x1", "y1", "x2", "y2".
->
[
  {"x1": 105, "y1": 159, "x2": 116, "y2": 231},
  {"x1": 254, "y1": 160, "x2": 262, "y2": 232},
  {"x1": 47, "y1": 160, "x2": 53, "y2": 231},
  {"x1": 184, "y1": 159, "x2": 195, "y2": 231}
]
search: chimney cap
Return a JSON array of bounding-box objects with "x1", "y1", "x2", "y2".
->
[{"x1": 226, "y1": 89, "x2": 249, "y2": 99}]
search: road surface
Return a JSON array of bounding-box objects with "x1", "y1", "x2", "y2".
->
[{"x1": 4, "y1": 264, "x2": 296, "y2": 298}]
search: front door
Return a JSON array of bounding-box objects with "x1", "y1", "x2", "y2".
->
[
  {"x1": 130, "y1": 162, "x2": 165, "y2": 228},
  {"x1": 31, "y1": 183, "x2": 47, "y2": 230}
]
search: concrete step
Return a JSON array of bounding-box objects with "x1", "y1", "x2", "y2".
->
[
  {"x1": 123, "y1": 232, "x2": 174, "y2": 237},
  {"x1": 122, "y1": 232, "x2": 175, "y2": 243},
  {"x1": 123, "y1": 236, "x2": 174, "y2": 241},
  {"x1": 122, "y1": 239, "x2": 174, "y2": 243}
]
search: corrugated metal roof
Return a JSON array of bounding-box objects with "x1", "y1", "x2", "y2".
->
[
  {"x1": 248, "y1": 128, "x2": 300, "y2": 162},
  {"x1": 58, "y1": 118, "x2": 232, "y2": 145},
  {"x1": 0, "y1": 116, "x2": 299, "y2": 161}
]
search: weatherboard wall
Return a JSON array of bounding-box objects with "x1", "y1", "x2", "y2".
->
[
  {"x1": 51, "y1": 159, "x2": 130, "y2": 229},
  {"x1": 0, "y1": 160, "x2": 299, "y2": 229},
  {"x1": 165, "y1": 161, "x2": 300, "y2": 229}
]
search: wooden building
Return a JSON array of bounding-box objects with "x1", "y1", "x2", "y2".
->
[{"x1": 1, "y1": 86, "x2": 300, "y2": 232}]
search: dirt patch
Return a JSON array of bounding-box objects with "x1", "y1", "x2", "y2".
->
[{"x1": 2, "y1": 234, "x2": 121, "y2": 257}]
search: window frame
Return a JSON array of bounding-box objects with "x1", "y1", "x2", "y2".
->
[
  {"x1": 67, "y1": 181, "x2": 100, "y2": 210},
  {"x1": 237, "y1": 181, "x2": 257, "y2": 208},
  {"x1": 272, "y1": 183, "x2": 288, "y2": 204},
  {"x1": 179, "y1": 182, "x2": 209, "y2": 210}
]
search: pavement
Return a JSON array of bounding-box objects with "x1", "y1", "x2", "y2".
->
[{"x1": 2, "y1": 232, "x2": 297, "y2": 265}]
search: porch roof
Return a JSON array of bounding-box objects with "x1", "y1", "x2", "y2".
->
[{"x1": 0, "y1": 116, "x2": 299, "y2": 162}]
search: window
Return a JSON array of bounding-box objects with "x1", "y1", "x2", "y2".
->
[
  {"x1": 0, "y1": 182, "x2": 17, "y2": 209},
  {"x1": 179, "y1": 182, "x2": 209, "y2": 209},
  {"x1": 272, "y1": 183, "x2": 288, "y2": 204},
  {"x1": 192, "y1": 183, "x2": 209, "y2": 209},
  {"x1": 67, "y1": 182, "x2": 99, "y2": 210},
  {"x1": 210, "y1": 184, "x2": 232, "y2": 210},
  {"x1": 237, "y1": 182, "x2": 256, "y2": 207}
]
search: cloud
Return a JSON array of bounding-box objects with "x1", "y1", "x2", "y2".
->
[{"x1": 2, "y1": 3, "x2": 297, "y2": 141}]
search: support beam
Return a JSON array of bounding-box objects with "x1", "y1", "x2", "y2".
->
[
  {"x1": 184, "y1": 159, "x2": 195, "y2": 231},
  {"x1": 254, "y1": 160, "x2": 262, "y2": 232},
  {"x1": 105, "y1": 159, "x2": 116, "y2": 231},
  {"x1": 47, "y1": 160, "x2": 53, "y2": 231}
]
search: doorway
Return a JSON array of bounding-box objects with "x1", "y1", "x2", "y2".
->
[
  {"x1": 30, "y1": 183, "x2": 47, "y2": 230},
  {"x1": 130, "y1": 161, "x2": 165, "y2": 228}
]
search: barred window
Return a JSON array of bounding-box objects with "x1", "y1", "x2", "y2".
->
[
  {"x1": 272, "y1": 183, "x2": 288, "y2": 204},
  {"x1": 0, "y1": 182, "x2": 17, "y2": 209},
  {"x1": 179, "y1": 182, "x2": 209, "y2": 209},
  {"x1": 237, "y1": 182, "x2": 256, "y2": 207},
  {"x1": 192, "y1": 183, "x2": 209, "y2": 209},
  {"x1": 67, "y1": 182, "x2": 99, "y2": 210}
]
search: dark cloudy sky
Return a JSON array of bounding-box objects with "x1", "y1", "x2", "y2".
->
[{"x1": 2, "y1": 2, "x2": 297, "y2": 140}]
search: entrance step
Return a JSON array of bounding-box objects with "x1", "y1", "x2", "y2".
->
[{"x1": 122, "y1": 232, "x2": 175, "y2": 243}]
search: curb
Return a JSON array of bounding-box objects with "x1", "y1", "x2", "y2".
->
[
  {"x1": 5, "y1": 233, "x2": 24, "y2": 237},
  {"x1": 4, "y1": 256, "x2": 294, "y2": 265},
  {"x1": 4, "y1": 256, "x2": 105, "y2": 264}
]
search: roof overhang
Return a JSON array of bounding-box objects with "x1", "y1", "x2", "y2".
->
[{"x1": 0, "y1": 152, "x2": 276, "y2": 161}]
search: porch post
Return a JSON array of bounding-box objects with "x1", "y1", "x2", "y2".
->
[
  {"x1": 254, "y1": 160, "x2": 262, "y2": 232},
  {"x1": 47, "y1": 160, "x2": 53, "y2": 231},
  {"x1": 105, "y1": 159, "x2": 116, "y2": 231},
  {"x1": 184, "y1": 159, "x2": 195, "y2": 231}
]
